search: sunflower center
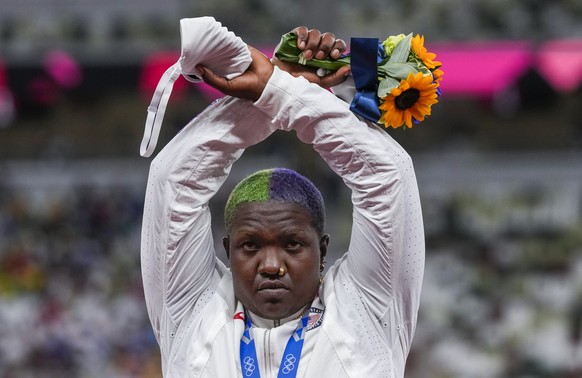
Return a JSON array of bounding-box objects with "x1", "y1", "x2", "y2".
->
[{"x1": 395, "y1": 89, "x2": 420, "y2": 110}]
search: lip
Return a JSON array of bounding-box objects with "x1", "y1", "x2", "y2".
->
[
  {"x1": 257, "y1": 280, "x2": 289, "y2": 291},
  {"x1": 256, "y1": 287, "x2": 289, "y2": 299}
]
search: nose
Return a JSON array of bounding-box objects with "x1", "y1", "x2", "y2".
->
[{"x1": 257, "y1": 246, "x2": 283, "y2": 276}]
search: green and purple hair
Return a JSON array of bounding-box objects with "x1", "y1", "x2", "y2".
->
[{"x1": 224, "y1": 168, "x2": 325, "y2": 235}]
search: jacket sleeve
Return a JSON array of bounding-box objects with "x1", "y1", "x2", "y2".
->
[
  {"x1": 254, "y1": 67, "x2": 425, "y2": 334},
  {"x1": 140, "y1": 95, "x2": 276, "y2": 350}
]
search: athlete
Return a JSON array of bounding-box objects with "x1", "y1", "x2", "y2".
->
[{"x1": 141, "y1": 27, "x2": 425, "y2": 377}]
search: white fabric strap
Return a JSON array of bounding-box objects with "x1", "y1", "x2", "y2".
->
[
  {"x1": 178, "y1": 17, "x2": 251, "y2": 83},
  {"x1": 140, "y1": 61, "x2": 182, "y2": 157},
  {"x1": 139, "y1": 17, "x2": 251, "y2": 158}
]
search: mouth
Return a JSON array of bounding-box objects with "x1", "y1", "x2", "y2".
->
[
  {"x1": 257, "y1": 288, "x2": 288, "y2": 298},
  {"x1": 257, "y1": 280, "x2": 289, "y2": 292}
]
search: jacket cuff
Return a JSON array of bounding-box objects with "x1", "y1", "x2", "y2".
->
[{"x1": 253, "y1": 66, "x2": 297, "y2": 130}]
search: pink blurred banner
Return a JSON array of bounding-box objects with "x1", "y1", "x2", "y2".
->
[
  {"x1": 140, "y1": 40, "x2": 582, "y2": 102},
  {"x1": 0, "y1": 58, "x2": 6, "y2": 87},
  {"x1": 537, "y1": 39, "x2": 582, "y2": 92},
  {"x1": 44, "y1": 51, "x2": 83, "y2": 89},
  {"x1": 432, "y1": 41, "x2": 533, "y2": 97},
  {"x1": 139, "y1": 51, "x2": 189, "y2": 101}
]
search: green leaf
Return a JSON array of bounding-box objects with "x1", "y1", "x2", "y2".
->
[
  {"x1": 377, "y1": 77, "x2": 400, "y2": 98},
  {"x1": 388, "y1": 33, "x2": 412, "y2": 64},
  {"x1": 378, "y1": 62, "x2": 418, "y2": 80},
  {"x1": 406, "y1": 60, "x2": 431, "y2": 75},
  {"x1": 274, "y1": 32, "x2": 351, "y2": 71},
  {"x1": 274, "y1": 33, "x2": 301, "y2": 60},
  {"x1": 305, "y1": 56, "x2": 351, "y2": 71}
]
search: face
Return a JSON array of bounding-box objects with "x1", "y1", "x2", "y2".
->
[{"x1": 223, "y1": 201, "x2": 328, "y2": 320}]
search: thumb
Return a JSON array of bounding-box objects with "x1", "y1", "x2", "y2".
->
[{"x1": 197, "y1": 65, "x2": 231, "y2": 92}]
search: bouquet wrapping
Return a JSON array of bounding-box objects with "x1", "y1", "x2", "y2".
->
[{"x1": 275, "y1": 32, "x2": 443, "y2": 129}]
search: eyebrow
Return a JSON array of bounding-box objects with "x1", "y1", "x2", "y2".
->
[{"x1": 232, "y1": 226, "x2": 313, "y2": 239}]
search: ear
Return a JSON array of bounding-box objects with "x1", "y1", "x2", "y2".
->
[
  {"x1": 223, "y1": 236, "x2": 230, "y2": 260},
  {"x1": 319, "y1": 234, "x2": 329, "y2": 261}
]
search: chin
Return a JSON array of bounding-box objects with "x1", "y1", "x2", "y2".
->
[
  {"x1": 256, "y1": 298, "x2": 313, "y2": 320},
  {"x1": 255, "y1": 303, "x2": 292, "y2": 319}
]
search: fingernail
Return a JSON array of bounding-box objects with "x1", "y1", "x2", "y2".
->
[
  {"x1": 332, "y1": 49, "x2": 340, "y2": 58},
  {"x1": 303, "y1": 50, "x2": 313, "y2": 60},
  {"x1": 315, "y1": 51, "x2": 325, "y2": 60},
  {"x1": 299, "y1": 40, "x2": 306, "y2": 49}
]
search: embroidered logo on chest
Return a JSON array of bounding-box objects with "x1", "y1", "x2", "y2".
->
[{"x1": 307, "y1": 307, "x2": 324, "y2": 331}]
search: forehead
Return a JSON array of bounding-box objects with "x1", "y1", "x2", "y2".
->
[{"x1": 230, "y1": 201, "x2": 316, "y2": 235}]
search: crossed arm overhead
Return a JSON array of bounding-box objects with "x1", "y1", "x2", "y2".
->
[
  {"x1": 141, "y1": 28, "x2": 424, "y2": 357},
  {"x1": 197, "y1": 26, "x2": 351, "y2": 101}
]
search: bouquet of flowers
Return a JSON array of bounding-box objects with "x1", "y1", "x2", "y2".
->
[{"x1": 275, "y1": 32, "x2": 443, "y2": 129}]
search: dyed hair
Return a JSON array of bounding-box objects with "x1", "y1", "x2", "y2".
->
[{"x1": 224, "y1": 168, "x2": 325, "y2": 235}]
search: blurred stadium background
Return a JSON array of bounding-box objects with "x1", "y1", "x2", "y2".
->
[{"x1": 1, "y1": 0, "x2": 582, "y2": 377}]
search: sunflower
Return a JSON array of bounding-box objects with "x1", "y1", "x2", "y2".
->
[
  {"x1": 379, "y1": 72, "x2": 439, "y2": 129},
  {"x1": 411, "y1": 34, "x2": 441, "y2": 70},
  {"x1": 432, "y1": 67, "x2": 444, "y2": 83}
]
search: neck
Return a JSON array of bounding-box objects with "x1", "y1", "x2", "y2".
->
[{"x1": 247, "y1": 305, "x2": 308, "y2": 329}]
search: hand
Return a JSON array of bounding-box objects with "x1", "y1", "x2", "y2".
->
[
  {"x1": 196, "y1": 47, "x2": 274, "y2": 102},
  {"x1": 273, "y1": 26, "x2": 351, "y2": 88},
  {"x1": 293, "y1": 26, "x2": 346, "y2": 61}
]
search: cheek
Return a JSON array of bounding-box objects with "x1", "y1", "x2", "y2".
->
[
  {"x1": 290, "y1": 255, "x2": 320, "y2": 278},
  {"x1": 230, "y1": 257, "x2": 255, "y2": 282}
]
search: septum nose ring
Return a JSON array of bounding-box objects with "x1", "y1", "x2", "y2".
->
[{"x1": 278, "y1": 267, "x2": 286, "y2": 277}]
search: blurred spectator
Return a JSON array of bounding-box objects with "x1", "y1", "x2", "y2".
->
[
  {"x1": 0, "y1": 59, "x2": 15, "y2": 128},
  {"x1": 1, "y1": 165, "x2": 581, "y2": 377},
  {"x1": 0, "y1": 185, "x2": 157, "y2": 377}
]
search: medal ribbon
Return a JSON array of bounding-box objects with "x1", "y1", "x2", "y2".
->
[{"x1": 240, "y1": 309, "x2": 310, "y2": 378}]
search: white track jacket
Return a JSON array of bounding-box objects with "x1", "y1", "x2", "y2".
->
[{"x1": 141, "y1": 67, "x2": 425, "y2": 377}]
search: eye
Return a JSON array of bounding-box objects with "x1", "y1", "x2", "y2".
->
[
  {"x1": 285, "y1": 240, "x2": 303, "y2": 251},
  {"x1": 240, "y1": 241, "x2": 259, "y2": 252}
]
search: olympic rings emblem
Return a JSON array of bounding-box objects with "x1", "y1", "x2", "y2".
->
[
  {"x1": 243, "y1": 356, "x2": 256, "y2": 376},
  {"x1": 281, "y1": 354, "x2": 297, "y2": 374}
]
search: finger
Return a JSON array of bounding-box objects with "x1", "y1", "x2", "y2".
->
[
  {"x1": 330, "y1": 38, "x2": 347, "y2": 59},
  {"x1": 314, "y1": 32, "x2": 336, "y2": 60},
  {"x1": 196, "y1": 65, "x2": 227, "y2": 90},
  {"x1": 198, "y1": 64, "x2": 258, "y2": 100},
  {"x1": 318, "y1": 66, "x2": 351, "y2": 88},
  {"x1": 291, "y1": 26, "x2": 309, "y2": 50},
  {"x1": 303, "y1": 29, "x2": 322, "y2": 60}
]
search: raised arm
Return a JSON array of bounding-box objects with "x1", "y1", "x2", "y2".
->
[
  {"x1": 141, "y1": 75, "x2": 275, "y2": 353},
  {"x1": 203, "y1": 56, "x2": 424, "y2": 325},
  {"x1": 144, "y1": 30, "x2": 352, "y2": 357},
  {"x1": 255, "y1": 66, "x2": 424, "y2": 316},
  {"x1": 198, "y1": 31, "x2": 424, "y2": 357}
]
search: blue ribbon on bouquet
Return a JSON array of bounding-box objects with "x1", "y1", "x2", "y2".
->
[{"x1": 349, "y1": 38, "x2": 383, "y2": 123}]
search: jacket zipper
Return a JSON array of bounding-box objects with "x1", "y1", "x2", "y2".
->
[{"x1": 263, "y1": 329, "x2": 272, "y2": 376}]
